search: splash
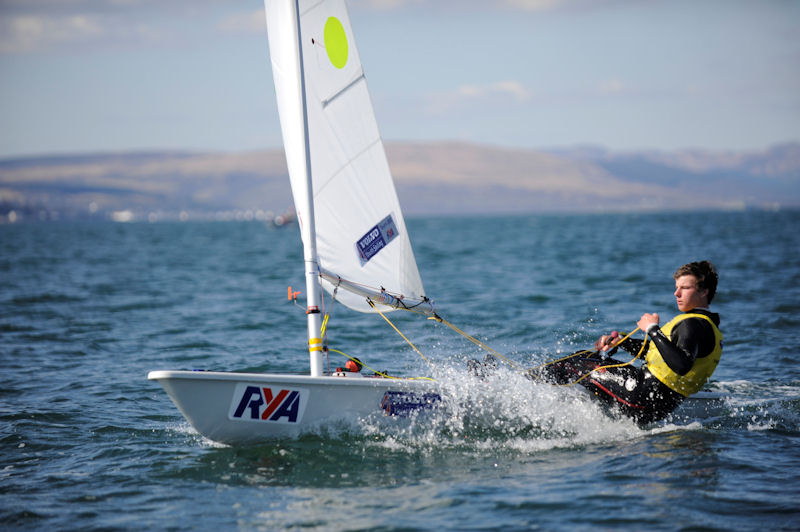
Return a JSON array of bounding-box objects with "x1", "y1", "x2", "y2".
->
[{"x1": 358, "y1": 360, "x2": 643, "y2": 454}]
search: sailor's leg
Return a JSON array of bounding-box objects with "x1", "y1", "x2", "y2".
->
[
  {"x1": 535, "y1": 352, "x2": 604, "y2": 385},
  {"x1": 581, "y1": 366, "x2": 684, "y2": 424},
  {"x1": 578, "y1": 365, "x2": 648, "y2": 417},
  {"x1": 628, "y1": 371, "x2": 685, "y2": 424}
]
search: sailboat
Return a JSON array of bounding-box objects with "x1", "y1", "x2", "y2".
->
[{"x1": 148, "y1": 0, "x2": 440, "y2": 444}]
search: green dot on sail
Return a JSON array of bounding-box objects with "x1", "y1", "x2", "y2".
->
[{"x1": 324, "y1": 17, "x2": 348, "y2": 69}]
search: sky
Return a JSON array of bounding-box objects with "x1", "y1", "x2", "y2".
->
[{"x1": 0, "y1": 0, "x2": 798, "y2": 159}]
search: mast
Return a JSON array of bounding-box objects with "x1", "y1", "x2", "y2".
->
[{"x1": 291, "y1": 0, "x2": 324, "y2": 376}]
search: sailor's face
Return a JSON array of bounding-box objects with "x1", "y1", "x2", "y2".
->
[{"x1": 674, "y1": 275, "x2": 708, "y2": 312}]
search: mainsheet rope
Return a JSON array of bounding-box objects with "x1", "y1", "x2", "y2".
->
[
  {"x1": 308, "y1": 278, "x2": 647, "y2": 386},
  {"x1": 315, "y1": 283, "x2": 436, "y2": 378},
  {"x1": 326, "y1": 347, "x2": 434, "y2": 381},
  {"x1": 428, "y1": 314, "x2": 521, "y2": 370},
  {"x1": 560, "y1": 327, "x2": 647, "y2": 386},
  {"x1": 367, "y1": 300, "x2": 433, "y2": 367},
  {"x1": 534, "y1": 327, "x2": 640, "y2": 371},
  {"x1": 365, "y1": 304, "x2": 649, "y2": 386}
]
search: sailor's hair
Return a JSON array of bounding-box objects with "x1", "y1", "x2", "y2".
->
[{"x1": 674, "y1": 261, "x2": 718, "y2": 303}]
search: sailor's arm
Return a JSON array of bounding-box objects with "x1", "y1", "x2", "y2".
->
[
  {"x1": 594, "y1": 331, "x2": 643, "y2": 354},
  {"x1": 639, "y1": 313, "x2": 699, "y2": 376}
]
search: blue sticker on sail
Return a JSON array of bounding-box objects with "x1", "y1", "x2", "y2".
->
[{"x1": 356, "y1": 214, "x2": 399, "y2": 265}]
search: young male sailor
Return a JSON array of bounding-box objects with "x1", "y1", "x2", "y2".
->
[{"x1": 543, "y1": 260, "x2": 723, "y2": 424}]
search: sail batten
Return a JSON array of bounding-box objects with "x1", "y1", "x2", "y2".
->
[{"x1": 322, "y1": 72, "x2": 365, "y2": 107}]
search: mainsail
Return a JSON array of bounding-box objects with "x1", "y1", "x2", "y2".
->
[{"x1": 266, "y1": 0, "x2": 426, "y2": 314}]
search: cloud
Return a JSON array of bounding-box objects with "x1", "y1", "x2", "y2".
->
[
  {"x1": 217, "y1": 9, "x2": 266, "y2": 34},
  {"x1": 349, "y1": 0, "x2": 427, "y2": 9},
  {"x1": 422, "y1": 80, "x2": 531, "y2": 117},
  {"x1": 350, "y1": 0, "x2": 617, "y2": 12},
  {"x1": 596, "y1": 78, "x2": 626, "y2": 95},
  {"x1": 0, "y1": 13, "x2": 104, "y2": 53},
  {"x1": 457, "y1": 81, "x2": 531, "y2": 102},
  {"x1": 0, "y1": 2, "x2": 265, "y2": 55},
  {"x1": 499, "y1": 0, "x2": 562, "y2": 11},
  {"x1": 500, "y1": 0, "x2": 627, "y2": 12}
]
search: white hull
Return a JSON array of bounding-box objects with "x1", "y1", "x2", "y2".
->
[{"x1": 147, "y1": 370, "x2": 437, "y2": 445}]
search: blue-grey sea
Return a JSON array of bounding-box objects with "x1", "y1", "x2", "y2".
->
[{"x1": 2, "y1": 210, "x2": 799, "y2": 531}]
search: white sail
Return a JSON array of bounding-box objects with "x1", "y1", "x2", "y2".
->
[{"x1": 266, "y1": 0, "x2": 426, "y2": 313}]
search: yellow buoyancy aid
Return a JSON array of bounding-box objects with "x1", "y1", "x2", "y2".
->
[{"x1": 645, "y1": 313, "x2": 723, "y2": 397}]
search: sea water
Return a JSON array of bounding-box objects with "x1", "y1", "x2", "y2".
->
[{"x1": 1, "y1": 211, "x2": 799, "y2": 531}]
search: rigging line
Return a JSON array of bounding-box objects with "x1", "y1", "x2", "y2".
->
[
  {"x1": 429, "y1": 315, "x2": 521, "y2": 370},
  {"x1": 568, "y1": 327, "x2": 646, "y2": 386},
  {"x1": 534, "y1": 327, "x2": 641, "y2": 371},
  {"x1": 320, "y1": 270, "x2": 404, "y2": 298},
  {"x1": 402, "y1": 304, "x2": 440, "y2": 318},
  {"x1": 368, "y1": 299, "x2": 433, "y2": 367},
  {"x1": 320, "y1": 280, "x2": 341, "y2": 339},
  {"x1": 318, "y1": 270, "x2": 433, "y2": 315},
  {"x1": 318, "y1": 270, "x2": 401, "y2": 301},
  {"x1": 327, "y1": 348, "x2": 396, "y2": 379},
  {"x1": 397, "y1": 296, "x2": 431, "y2": 311},
  {"x1": 319, "y1": 276, "x2": 341, "y2": 374},
  {"x1": 327, "y1": 348, "x2": 434, "y2": 381},
  {"x1": 536, "y1": 349, "x2": 594, "y2": 368},
  {"x1": 319, "y1": 280, "x2": 329, "y2": 374}
]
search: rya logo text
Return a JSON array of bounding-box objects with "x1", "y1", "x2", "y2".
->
[{"x1": 229, "y1": 385, "x2": 308, "y2": 424}]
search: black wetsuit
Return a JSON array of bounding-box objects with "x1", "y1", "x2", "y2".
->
[{"x1": 540, "y1": 309, "x2": 721, "y2": 425}]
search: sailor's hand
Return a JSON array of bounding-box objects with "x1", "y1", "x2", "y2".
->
[
  {"x1": 594, "y1": 330, "x2": 620, "y2": 352},
  {"x1": 637, "y1": 313, "x2": 660, "y2": 333}
]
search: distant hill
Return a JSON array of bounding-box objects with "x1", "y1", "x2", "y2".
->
[
  {"x1": 1, "y1": 142, "x2": 798, "y2": 222},
  {"x1": 545, "y1": 143, "x2": 800, "y2": 210}
]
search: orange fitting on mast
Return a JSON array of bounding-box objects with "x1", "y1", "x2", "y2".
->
[{"x1": 287, "y1": 286, "x2": 302, "y2": 301}]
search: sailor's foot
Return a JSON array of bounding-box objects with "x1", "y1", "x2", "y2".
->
[
  {"x1": 467, "y1": 358, "x2": 484, "y2": 377},
  {"x1": 468, "y1": 355, "x2": 498, "y2": 378}
]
